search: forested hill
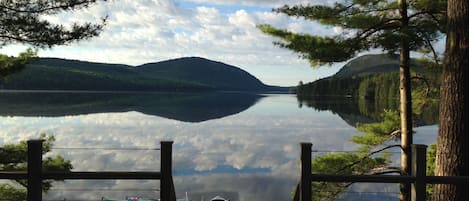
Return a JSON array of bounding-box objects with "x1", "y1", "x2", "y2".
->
[
  {"x1": 297, "y1": 54, "x2": 440, "y2": 100},
  {"x1": 333, "y1": 54, "x2": 422, "y2": 78},
  {"x1": 137, "y1": 57, "x2": 269, "y2": 91},
  {"x1": 0, "y1": 57, "x2": 290, "y2": 92}
]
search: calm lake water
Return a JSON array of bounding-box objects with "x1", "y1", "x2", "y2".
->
[{"x1": 0, "y1": 91, "x2": 438, "y2": 201}]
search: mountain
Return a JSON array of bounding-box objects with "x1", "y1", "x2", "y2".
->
[
  {"x1": 332, "y1": 54, "x2": 422, "y2": 78},
  {"x1": 137, "y1": 57, "x2": 267, "y2": 91},
  {"x1": 296, "y1": 53, "x2": 440, "y2": 100},
  {"x1": 0, "y1": 57, "x2": 290, "y2": 93}
]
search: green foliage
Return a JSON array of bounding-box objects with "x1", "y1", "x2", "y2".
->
[
  {"x1": 0, "y1": 0, "x2": 107, "y2": 48},
  {"x1": 43, "y1": 156, "x2": 73, "y2": 172},
  {"x1": 295, "y1": 55, "x2": 441, "y2": 200},
  {"x1": 313, "y1": 153, "x2": 387, "y2": 174},
  {"x1": 258, "y1": 24, "x2": 357, "y2": 66},
  {"x1": 426, "y1": 145, "x2": 436, "y2": 176},
  {"x1": 0, "y1": 134, "x2": 73, "y2": 195},
  {"x1": 309, "y1": 108, "x2": 401, "y2": 200},
  {"x1": 353, "y1": 110, "x2": 400, "y2": 146},
  {"x1": 297, "y1": 54, "x2": 441, "y2": 102},
  {"x1": 310, "y1": 109, "x2": 400, "y2": 200},
  {"x1": 312, "y1": 152, "x2": 388, "y2": 201},
  {"x1": 0, "y1": 0, "x2": 107, "y2": 77},
  {"x1": 297, "y1": 55, "x2": 442, "y2": 124},
  {"x1": 0, "y1": 57, "x2": 279, "y2": 92},
  {"x1": 410, "y1": 0, "x2": 447, "y2": 33},
  {"x1": 297, "y1": 96, "x2": 438, "y2": 201},
  {"x1": 0, "y1": 48, "x2": 37, "y2": 77},
  {"x1": 426, "y1": 144, "x2": 436, "y2": 199},
  {"x1": 0, "y1": 184, "x2": 26, "y2": 201},
  {"x1": 259, "y1": 1, "x2": 446, "y2": 66},
  {"x1": 296, "y1": 76, "x2": 362, "y2": 97}
]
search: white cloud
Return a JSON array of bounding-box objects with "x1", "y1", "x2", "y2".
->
[
  {"x1": 179, "y1": 0, "x2": 332, "y2": 8},
  {"x1": 1, "y1": 0, "x2": 347, "y2": 86}
]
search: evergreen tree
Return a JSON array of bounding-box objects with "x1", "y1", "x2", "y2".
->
[
  {"x1": 432, "y1": 0, "x2": 469, "y2": 200},
  {"x1": 0, "y1": 0, "x2": 107, "y2": 76},
  {"x1": 0, "y1": 48, "x2": 36, "y2": 76},
  {"x1": 310, "y1": 110, "x2": 400, "y2": 201},
  {"x1": 0, "y1": 134, "x2": 73, "y2": 199},
  {"x1": 258, "y1": 1, "x2": 446, "y2": 200}
]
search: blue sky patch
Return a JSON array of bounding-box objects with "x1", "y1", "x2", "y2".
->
[{"x1": 177, "y1": 1, "x2": 272, "y2": 13}]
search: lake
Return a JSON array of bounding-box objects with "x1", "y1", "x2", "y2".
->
[{"x1": 0, "y1": 91, "x2": 439, "y2": 201}]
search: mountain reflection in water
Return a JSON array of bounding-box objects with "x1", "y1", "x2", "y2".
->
[
  {"x1": 0, "y1": 91, "x2": 263, "y2": 122},
  {"x1": 297, "y1": 95, "x2": 439, "y2": 127}
]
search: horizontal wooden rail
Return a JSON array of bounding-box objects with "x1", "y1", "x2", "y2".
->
[
  {"x1": 426, "y1": 176, "x2": 469, "y2": 184},
  {"x1": 0, "y1": 140, "x2": 176, "y2": 201},
  {"x1": 0, "y1": 172, "x2": 27, "y2": 179},
  {"x1": 295, "y1": 143, "x2": 469, "y2": 201}
]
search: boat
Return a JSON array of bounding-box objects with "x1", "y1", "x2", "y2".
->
[
  {"x1": 102, "y1": 194, "x2": 227, "y2": 201},
  {"x1": 176, "y1": 191, "x2": 190, "y2": 201},
  {"x1": 101, "y1": 196, "x2": 158, "y2": 201},
  {"x1": 209, "y1": 196, "x2": 230, "y2": 201}
]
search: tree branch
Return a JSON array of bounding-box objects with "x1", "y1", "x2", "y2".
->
[
  {"x1": 0, "y1": 0, "x2": 103, "y2": 14},
  {"x1": 425, "y1": 38, "x2": 441, "y2": 65},
  {"x1": 335, "y1": 144, "x2": 402, "y2": 174},
  {"x1": 0, "y1": 15, "x2": 107, "y2": 48},
  {"x1": 408, "y1": 10, "x2": 443, "y2": 25},
  {"x1": 412, "y1": 74, "x2": 431, "y2": 98},
  {"x1": 354, "y1": 17, "x2": 401, "y2": 41},
  {"x1": 389, "y1": 129, "x2": 401, "y2": 138},
  {"x1": 369, "y1": 166, "x2": 402, "y2": 175}
]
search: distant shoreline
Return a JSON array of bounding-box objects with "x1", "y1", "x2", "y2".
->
[{"x1": 0, "y1": 89, "x2": 291, "y2": 95}]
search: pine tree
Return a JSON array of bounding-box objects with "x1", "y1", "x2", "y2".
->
[
  {"x1": 0, "y1": 0, "x2": 107, "y2": 76},
  {"x1": 432, "y1": 0, "x2": 469, "y2": 200},
  {"x1": 0, "y1": 135, "x2": 72, "y2": 200},
  {"x1": 258, "y1": 1, "x2": 446, "y2": 200}
]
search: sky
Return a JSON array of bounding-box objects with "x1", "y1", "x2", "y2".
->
[{"x1": 2, "y1": 0, "x2": 352, "y2": 86}]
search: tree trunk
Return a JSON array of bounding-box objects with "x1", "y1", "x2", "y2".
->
[
  {"x1": 398, "y1": 1, "x2": 413, "y2": 201},
  {"x1": 432, "y1": 0, "x2": 469, "y2": 200}
]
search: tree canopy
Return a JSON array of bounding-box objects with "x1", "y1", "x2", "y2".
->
[
  {"x1": 0, "y1": 134, "x2": 73, "y2": 200},
  {"x1": 0, "y1": 0, "x2": 107, "y2": 76},
  {"x1": 0, "y1": 48, "x2": 36, "y2": 76},
  {"x1": 0, "y1": 0, "x2": 107, "y2": 47},
  {"x1": 258, "y1": 0, "x2": 446, "y2": 66}
]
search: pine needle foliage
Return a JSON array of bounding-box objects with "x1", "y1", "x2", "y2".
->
[
  {"x1": 258, "y1": 0, "x2": 446, "y2": 66},
  {"x1": 0, "y1": 0, "x2": 107, "y2": 76},
  {"x1": 0, "y1": 134, "x2": 73, "y2": 198},
  {"x1": 0, "y1": 0, "x2": 107, "y2": 48}
]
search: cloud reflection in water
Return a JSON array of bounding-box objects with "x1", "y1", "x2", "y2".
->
[{"x1": 0, "y1": 95, "x2": 430, "y2": 201}]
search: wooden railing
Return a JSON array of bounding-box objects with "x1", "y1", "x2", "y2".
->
[
  {"x1": 294, "y1": 142, "x2": 469, "y2": 201},
  {"x1": 0, "y1": 140, "x2": 176, "y2": 201}
]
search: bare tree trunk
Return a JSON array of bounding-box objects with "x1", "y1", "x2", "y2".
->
[
  {"x1": 398, "y1": 0, "x2": 412, "y2": 201},
  {"x1": 432, "y1": 0, "x2": 469, "y2": 200}
]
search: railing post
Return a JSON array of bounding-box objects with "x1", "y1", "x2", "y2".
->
[
  {"x1": 300, "y1": 143, "x2": 312, "y2": 201},
  {"x1": 27, "y1": 140, "x2": 44, "y2": 201},
  {"x1": 411, "y1": 144, "x2": 427, "y2": 201},
  {"x1": 160, "y1": 141, "x2": 174, "y2": 201}
]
